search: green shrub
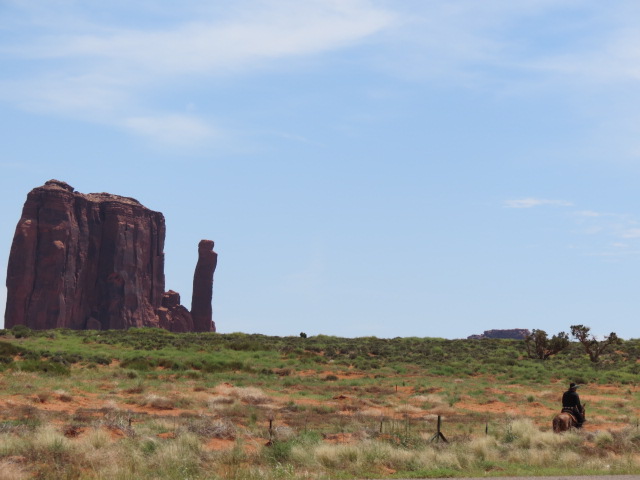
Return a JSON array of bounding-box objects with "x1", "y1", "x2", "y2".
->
[
  {"x1": 0, "y1": 340, "x2": 23, "y2": 360},
  {"x1": 157, "y1": 358, "x2": 183, "y2": 370},
  {"x1": 120, "y1": 357, "x2": 156, "y2": 371},
  {"x1": 201, "y1": 359, "x2": 246, "y2": 373},
  {"x1": 88, "y1": 355, "x2": 111, "y2": 365},
  {"x1": 228, "y1": 341, "x2": 262, "y2": 351},
  {"x1": 11, "y1": 324, "x2": 32, "y2": 338},
  {"x1": 17, "y1": 359, "x2": 70, "y2": 376}
]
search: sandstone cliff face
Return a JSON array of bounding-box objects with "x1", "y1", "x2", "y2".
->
[
  {"x1": 5, "y1": 180, "x2": 166, "y2": 330},
  {"x1": 5, "y1": 180, "x2": 217, "y2": 332}
]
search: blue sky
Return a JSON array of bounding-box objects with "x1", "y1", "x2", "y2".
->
[{"x1": 1, "y1": 0, "x2": 640, "y2": 339}]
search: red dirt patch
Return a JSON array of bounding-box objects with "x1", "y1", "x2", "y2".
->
[{"x1": 205, "y1": 438, "x2": 235, "y2": 451}]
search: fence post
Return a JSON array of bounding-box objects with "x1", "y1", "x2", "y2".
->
[{"x1": 429, "y1": 415, "x2": 448, "y2": 443}]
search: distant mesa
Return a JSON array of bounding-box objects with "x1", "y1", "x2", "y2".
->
[
  {"x1": 4, "y1": 179, "x2": 217, "y2": 332},
  {"x1": 467, "y1": 329, "x2": 530, "y2": 340}
]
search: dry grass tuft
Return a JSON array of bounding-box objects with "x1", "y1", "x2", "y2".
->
[
  {"x1": 413, "y1": 394, "x2": 447, "y2": 408},
  {"x1": 85, "y1": 428, "x2": 112, "y2": 449},
  {"x1": 141, "y1": 394, "x2": 175, "y2": 410},
  {"x1": 62, "y1": 424, "x2": 83, "y2": 438},
  {"x1": 213, "y1": 384, "x2": 271, "y2": 406},
  {"x1": 150, "y1": 433, "x2": 203, "y2": 476},
  {"x1": 429, "y1": 405, "x2": 456, "y2": 416},
  {"x1": 355, "y1": 407, "x2": 384, "y2": 418},
  {"x1": 123, "y1": 382, "x2": 145, "y2": 394},
  {"x1": 235, "y1": 387, "x2": 270, "y2": 405},
  {"x1": 395, "y1": 404, "x2": 422, "y2": 415},
  {"x1": 33, "y1": 392, "x2": 50, "y2": 403},
  {"x1": 0, "y1": 460, "x2": 29, "y2": 480},
  {"x1": 273, "y1": 425, "x2": 295, "y2": 441},
  {"x1": 54, "y1": 390, "x2": 73, "y2": 402},
  {"x1": 207, "y1": 395, "x2": 235, "y2": 407},
  {"x1": 182, "y1": 415, "x2": 236, "y2": 439}
]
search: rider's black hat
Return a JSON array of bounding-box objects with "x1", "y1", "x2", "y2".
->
[{"x1": 569, "y1": 382, "x2": 579, "y2": 389}]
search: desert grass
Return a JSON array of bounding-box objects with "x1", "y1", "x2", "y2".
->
[
  {"x1": 1, "y1": 328, "x2": 640, "y2": 478},
  {"x1": 1, "y1": 396, "x2": 639, "y2": 479},
  {"x1": 282, "y1": 421, "x2": 640, "y2": 478}
]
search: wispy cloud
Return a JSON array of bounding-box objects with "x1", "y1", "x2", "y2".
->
[
  {"x1": 122, "y1": 114, "x2": 218, "y2": 147},
  {"x1": 620, "y1": 228, "x2": 640, "y2": 239},
  {"x1": 507, "y1": 198, "x2": 640, "y2": 257},
  {"x1": 528, "y1": 21, "x2": 640, "y2": 84},
  {"x1": 0, "y1": 0, "x2": 396, "y2": 144},
  {"x1": 378, "y1": 1, "x2": 640, "y2": 86},
  {"x1": 10, "y1": 3, "x2": 395, "y2": 75},
  {"x1": 3, "y1": 0, "x2": 640, "y2": 153},
  {"x1": 575, "y1": 210, "x2": 640, "y2": 257},
  {"x1": 575, "y1": 210, "x2": 602, "y2": 218},
  {"x1": 504, "y1": 198, "x2": 573, "y2": 209},
  {"x1": 571, "y1": 210, "x2": 640, "y2": 240}
]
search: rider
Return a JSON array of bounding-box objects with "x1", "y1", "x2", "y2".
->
[{"x1": 562, "y1": 382, "x2": 585, "y2": 428}]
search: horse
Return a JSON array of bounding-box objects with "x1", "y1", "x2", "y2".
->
[{"x1": 552, "y1": 404, "x2": 586, "y2": 433}]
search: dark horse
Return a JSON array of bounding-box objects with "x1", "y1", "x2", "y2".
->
[{"x1": 552, "y1": 404, "x2": 586, "y2": 433}]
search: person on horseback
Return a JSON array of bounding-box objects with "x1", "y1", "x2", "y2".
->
[{"x1": 561, "y1": 382, "x2": 585, "y2": 428}]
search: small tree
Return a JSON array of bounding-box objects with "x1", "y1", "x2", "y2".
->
[
  {"x1": 525, "y1": 329, "x2": 569, "y2": 360},
  {"x1": 570, "y1": 324, "x2": 621, "y2": 363}
]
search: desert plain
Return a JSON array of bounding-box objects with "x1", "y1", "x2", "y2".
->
[{"x1": 0, "y1": 327, "x2": 639, "y2": 479}]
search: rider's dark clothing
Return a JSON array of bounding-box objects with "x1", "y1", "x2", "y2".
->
[
  {"x1": 562, "y1": 390, "x2": 581, "y2": 409},
  {"x1": 562, "y1": 388, "x2": 584, "y2": 427}
]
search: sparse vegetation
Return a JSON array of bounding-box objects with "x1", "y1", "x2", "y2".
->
[{"x1": 0, "y1": 327, "x2": 638, "y2": 478}]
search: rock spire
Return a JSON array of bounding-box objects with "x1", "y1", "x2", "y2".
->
[{"x1": 191, "y1": 240, "x2": 218, "y2": 332}]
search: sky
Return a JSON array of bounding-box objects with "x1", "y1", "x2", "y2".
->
[{"x1": 1, "y1": 0, "x2": 640, "y2": 340}]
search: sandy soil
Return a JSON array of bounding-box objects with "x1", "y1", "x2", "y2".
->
[{"x1": 1, "y1": 368, "x2": 637, "y2": 451}]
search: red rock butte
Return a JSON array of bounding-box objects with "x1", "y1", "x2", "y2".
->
[{"x1": 4, "y1": 180, "x2": 216, "y2": 332}]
